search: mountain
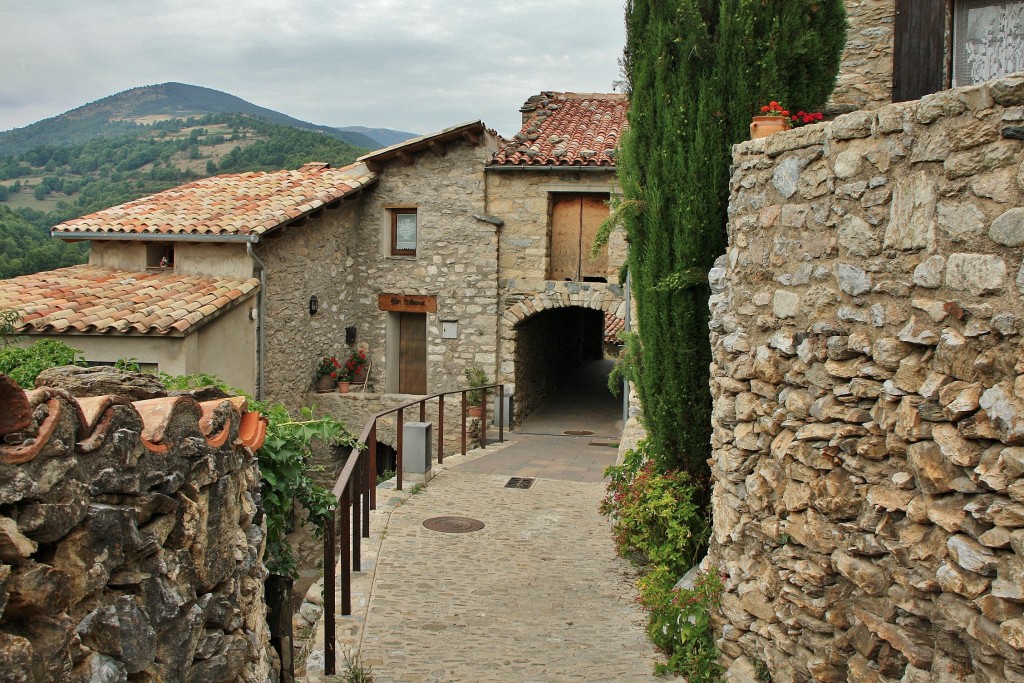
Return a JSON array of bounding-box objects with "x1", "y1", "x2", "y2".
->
[
  {"x1": 337, "y1": 126, "x2": 418, "y2": 149},
  {"x1": 0, "y1": 82, "x2": 413, "y2": 155}
]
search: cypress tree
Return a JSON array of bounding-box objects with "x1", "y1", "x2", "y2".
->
[{"x1": 619, "y1": 0, "x2": 846, "y2": 481}]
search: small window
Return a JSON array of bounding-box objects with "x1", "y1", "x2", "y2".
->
[
  {"x1": 391, "y1": 209, "x2": 417, "y2": 256},
  {"x1": 147, "y1": 243, "x2": 174, "y2": 269}
]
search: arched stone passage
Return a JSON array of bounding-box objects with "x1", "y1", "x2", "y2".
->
[{"x1": 500, "y1": 283, "x2": 625, "y2": 425}]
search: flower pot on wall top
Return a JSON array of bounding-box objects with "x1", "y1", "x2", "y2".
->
[
  {"x1": 337, "y1": 381, "x2": 351, "y2": 394},
  {"x1": 315, "y1": 375, "x2": 336, "y2": 393},
  {"x1": 750, "y1": 116, "x2": 789, "y2": 139}
]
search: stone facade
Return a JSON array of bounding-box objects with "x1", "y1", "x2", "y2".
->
[
  {"x1": 831, "y1": 0, "x2": 896, "y2": 113},
  {"x1": 709, "y1": 75, "x2": 1024, "y2": 681},
  {"x1": 0, "y1": 372, "x2": 273, "y2": 682},
  {"x1": 487, "y1": 167, "x2": 627, "y2": 416}
]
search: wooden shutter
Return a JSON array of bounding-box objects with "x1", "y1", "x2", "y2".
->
[
  {"x1": 580, "y1": 195, "x2": 609, "y2": 281},
  {"x1": 893, "y1": 0, "x2": 947, "y2": 102},
  {"x1": 398, "y1": 312, "x2": 426, "y2": 394},
  {"x1": 549, "y1": 195, "x2": 581, "y2": 280},
  {"x1": 548, "y1": 193, "x2": 610, "y2": 281}
]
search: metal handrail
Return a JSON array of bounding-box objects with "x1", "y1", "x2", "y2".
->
[{"x1": 321, "y1": 383, "x2": 505, "y2": 674}]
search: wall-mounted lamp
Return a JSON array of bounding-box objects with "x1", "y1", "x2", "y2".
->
[
  {"x1": 345, "y1": 326, "x2": 357, "y2": 346},
  {"x1": 309, "y1": 295, "x2": 319, "y2": 316}
]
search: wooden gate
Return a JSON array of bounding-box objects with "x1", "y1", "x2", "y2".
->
[
  {"x1": 398, "y1": 312, "x2": 426, "y2": 394},
  {"x1": 548, "y1": 193, "x2": 609, "y2": 282}
]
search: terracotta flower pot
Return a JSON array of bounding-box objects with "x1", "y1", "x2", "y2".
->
[
  {"x1": 468, "y1": 405, "x2": 483, "y2": 418},
  {"x1": 337, "y1": 381, "x2": 351, "y2": 394},
  {"x1": 315, "y1": 375, "x2": 336, "y2": 393},
  {"x1": 750, "y1": 115, "x2": 790, "y2": 139}
]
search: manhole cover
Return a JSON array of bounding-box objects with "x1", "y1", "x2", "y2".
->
[
  {"x1": 505, "y1": 477, "x2": 535, "y2": 489},
  {"x1": 563, "y1": 430, "x2": 595, "y2": 436},
  {"x1": 422, "y1": 516, "x2": 485, "y2": 533}
]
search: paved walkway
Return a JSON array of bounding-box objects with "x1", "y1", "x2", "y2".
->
[{"x1": 300, "y1": 362, "x2": 659, "y2": 682}]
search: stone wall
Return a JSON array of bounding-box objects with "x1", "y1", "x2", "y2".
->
[
  {"x1": 709, "y1": 75, "x2": 1024, "y2": 681},
  {"x1": 830, "y1": 0, "x2": 895, "y2": 114},
  {"x1": 0, "y1": 373, "x2": 273, "y2": 682}
]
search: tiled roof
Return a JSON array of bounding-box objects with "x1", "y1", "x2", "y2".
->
[
  {"x1": 491, "y1": 92, "x2": 627, "y2": 167},
  {"x1": 0, "y1": 265, "x2": 258, "y2": 336},
  {"x1": 0, "y1": 374, "x2": 268, "y2": 464},
  {"x1": 604, "y1": 312, "x2": 626, "y2": 345},
  {"x1": 52, "y1": 162, "x2": 377, "y2": 238}
]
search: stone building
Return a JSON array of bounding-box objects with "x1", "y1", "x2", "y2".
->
[
  {"x1": 0, "y1": 93, "x2": 628, "y2": 424},
  {"x1": 832, "y1": 1, "x2": 1024, "y2": 113},
  {"x1": 0, "y1": 370, "x2": 272, "y2": 681}
]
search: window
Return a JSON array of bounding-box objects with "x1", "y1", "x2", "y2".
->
[
  {"x1": 146, "y1": 243, "x2": 174, "y2": 269},
  {"x1": 390, "y1": 208, "x2": 417, "y2": 256},
  {"x1": 953, "y1": 1, "x2": 1024, "y2": 88}
]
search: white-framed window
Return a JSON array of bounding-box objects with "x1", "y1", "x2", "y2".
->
[{"x1": 390, "y1": 208, "x2": 417, "y2": 256}]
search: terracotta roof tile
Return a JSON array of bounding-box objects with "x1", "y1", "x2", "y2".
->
[
  {"x1": 0, "y1": 265, "x2": 258, "y2": 337},
  {"x1": 604, "y1": 312, "x2": 626, "y2": 345},
  {"x1": 491, "y1": 92, "x2": 627, "y2": 167},
  {"x1": 52, "y1": 162, "x2": 377, "y2": 238},
  {"x1": 0, "y1": 379, "x2": 268, "y2": 462}
]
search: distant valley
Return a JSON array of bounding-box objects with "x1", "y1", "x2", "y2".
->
[{"x1": 0, "y1": 83, "x2": 417, "y2": 279}]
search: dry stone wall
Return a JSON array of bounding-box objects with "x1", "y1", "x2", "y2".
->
[
  {"x1": 0, "y1": 373, "x2": 273, "y2": 682},
  {"x1": 709, "y1": 75, "x2": 1024, "y2": 682}
]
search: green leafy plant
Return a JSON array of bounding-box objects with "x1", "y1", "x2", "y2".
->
[
  {"x1": 376, "y1": 469, "x2": 396, "y2": 485},
  {"x1": 339, "y1": 349, "x2": 367, "y2": 382},
  {"x1": 639, "y1": 565, "x2": 723, "y2": 680},
  {"x1": 463, "y1": 366, "x2": 490, "y2": 406},
  {"x1": 601, "y1": 439, "x2": 716, "y2": 678},
  {"x1": 607, "y1": 331, "x2": 642, "y2": 397},
  {"x1": 601, "y1": 440, "x2": 709, "y2": 578},
  {"x1": 114, "y1": 356, "x2": 141, "y2": 372},
  {"x1": 0, "y1": 309, "x2": 20, "y2": 348},
  {"x1": 0, "y1": 339, "x2": 85, "y2": 388}
]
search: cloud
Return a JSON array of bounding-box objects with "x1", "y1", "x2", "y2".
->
[{"x1": 0, "y1": 0, "x2": 625, "y2": 137}]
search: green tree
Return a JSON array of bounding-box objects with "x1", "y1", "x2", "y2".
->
[{"x1": 618, "y1": 0, "x2": 845, "y2": 479}]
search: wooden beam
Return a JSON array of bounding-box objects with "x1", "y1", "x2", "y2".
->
[
  {"x1": 397, "y1": 151, "x2": 415, "y2": 166},
  {"x1": 428, "y1": 140, "x2": 447, "y2": 157},
  {"x1": 365, "y1": 160, "x2": 383, "y2": 173},
  {"x1": 462, "y1": 130, "x2": 481, "y2": 145}
]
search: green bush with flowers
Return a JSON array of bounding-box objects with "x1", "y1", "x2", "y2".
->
[
  {"x1": 601, "y1": 439, "x2": 718, "y2": 679},
  {"x1": 339, "y1": 349, "x2": 367, "y2": 382},
  {"x1": 316, "y1": 355, "x2": 341, "y2": 381}
]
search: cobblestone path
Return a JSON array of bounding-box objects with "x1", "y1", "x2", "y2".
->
[{"x1": 303, "y1": 439, "x2": 662, "y2": 682}]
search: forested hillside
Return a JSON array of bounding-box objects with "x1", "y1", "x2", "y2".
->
[{"x1": 0, "y1": 113, "x2": 368, "y2": 278}]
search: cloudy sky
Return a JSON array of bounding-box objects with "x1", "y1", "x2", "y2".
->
[{"x1": 0, "y1": 0, "x2": 626, "y2": 138}]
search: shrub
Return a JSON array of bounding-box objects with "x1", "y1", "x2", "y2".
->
[
  {"x1": 0, "y1": 339, "x2": 85, "y2": 388},
  {"x1": 639, "y1": 565, "x2": 723, "y2": 680}
]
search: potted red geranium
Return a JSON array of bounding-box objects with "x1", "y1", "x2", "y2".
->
[
  {"x1": 751, "y1": 100, "x2": 791, "y2": 139},
  {"x1": 337, "y1": 349, "x2": 367, "y2": 393},
  {"x1": 315, "y1": 355, "x2": 340, "y2": 392}
]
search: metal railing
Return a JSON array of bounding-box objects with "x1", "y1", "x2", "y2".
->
[{"x1": 321, "y1": 384, "x2": 505, "y2": 674}]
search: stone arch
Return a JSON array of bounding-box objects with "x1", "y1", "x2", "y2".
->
[{"x1": 500, "y1": 283, "x2": 625, "y2": 424}]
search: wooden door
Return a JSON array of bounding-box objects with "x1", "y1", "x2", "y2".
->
[
  {"x1": 893, "y1": 0, "x2": 946, "y2": 102},
  {"x1": 549, "y1": 195, "x2": 581, "y2": 281},
  {"x1": 548, "y1": 193, "x2": 610, "y2": 281},
  {"x1": 398, "y1": 312, "x2": 426, "y2": 394},
  {"x1": 580, "y1": 194, "x2": 609, "y2": 280}
]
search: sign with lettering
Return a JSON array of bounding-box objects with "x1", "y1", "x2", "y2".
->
[{"x1": 378, "y1": 293, "x2": 438, "y2": 313}]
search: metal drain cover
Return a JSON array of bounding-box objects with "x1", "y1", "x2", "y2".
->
[
  {"x1": 505, "y1": 477, "x2": 535, "y2": 489},
  {"x1": 563, "y1": 430, "x2": 595, "y2": 436},
  {"x1": 422, "y1": 516, "x2": 485, "y2": 533}
]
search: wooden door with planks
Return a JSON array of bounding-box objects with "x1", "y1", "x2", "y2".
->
[
  {"x1": 398, "y1": 312, "x2": 427, "y2": 394},
  {"x1": 548, "y1": 193, "x2": 609, "y2": 281}
]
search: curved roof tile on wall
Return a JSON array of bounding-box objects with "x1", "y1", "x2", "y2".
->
[
  {"x1": 0, "y1": 265, "x2": 258, "y2": 336},
  {"x1": 51, "y1": 162, "x2": 377, "y2": 237},
  {"x1": 0, "y1": 374, "x2": 267, "y2": 464},
  {"x1": 491, "y1": 92, "x2": 627, "y2": 167}
]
